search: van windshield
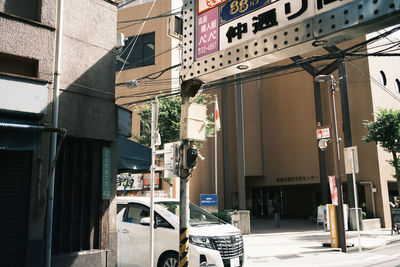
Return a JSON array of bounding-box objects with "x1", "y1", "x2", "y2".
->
[{"x1": 155, "y1": 201, "x2": 222, "y2": 226}]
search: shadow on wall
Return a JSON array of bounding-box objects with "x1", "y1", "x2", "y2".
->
[{"x1": 29, "y1": 51, "x2": 117, "y2": 266}]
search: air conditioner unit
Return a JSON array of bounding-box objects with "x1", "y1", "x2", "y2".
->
[{"x1": 168, "y1": 15, "x2": 183, "y2": 40}]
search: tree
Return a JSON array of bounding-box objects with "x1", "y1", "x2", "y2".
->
[
  {"x1": 133, "y1": 94, "x2": 215, "y2": 148},
  {"x1": 362, "y1": 108, "x2": 400, "y2": 194}
]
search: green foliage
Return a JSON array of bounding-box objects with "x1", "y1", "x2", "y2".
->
[
  {"x1": 361, "y1": 208, "x2": 374, "y2": 219},
  {"x1": 363, "y1": 108, "x2": 400, "y2": 180},
  {"x1": 133, "y1": 94, "x2": 216, "y2": 149},
  {"x1": 362, "y1": 108, "x2": 400, "y2": 153},
  {"x1": 211, "y1": 211, "x2": 232, "y2": 224}
]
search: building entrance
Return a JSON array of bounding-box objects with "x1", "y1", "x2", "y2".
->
[{"x1": 251, "y1": 184, "x2": 321, "y2": 219}]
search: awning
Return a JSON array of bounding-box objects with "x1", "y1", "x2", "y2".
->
[
  {"x1": 0, "y1": 122, "x2": 43, "y2": 150},
  {"x1": 118, "y1": 136, "x2": 151, "y2": 172}
]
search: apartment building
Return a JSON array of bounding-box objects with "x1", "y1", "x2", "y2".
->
[{"x1": 0, "y1": 1, "x2": 118, "y2": 266}]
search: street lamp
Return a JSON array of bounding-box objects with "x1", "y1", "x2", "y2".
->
[{"x1": 315, "y1": 74, "x2": 347, "y2": 252}]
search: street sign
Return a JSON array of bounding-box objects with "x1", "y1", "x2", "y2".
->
[
  {"x1": 182, "y1": 0, "x2": 400, "y2": 83},
  {"x1": 344, "y1": 146, "x2": 359, "y2": 174},
  {"x1": 200, "y1": 194, "x2": 218, "y2": 206},
  {"x1": 316, "y1": 127, "x2": 330, "y2": 139}
]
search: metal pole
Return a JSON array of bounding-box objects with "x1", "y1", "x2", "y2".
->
[
  {"x1": 149, "y1": 99, "x2": 157, "y2": 267},
  {"x1": 45, "y1": 0, "x2": 63, "y2": 266},
  {"x1": 179, "y1": 138, "x2": 190, "y2": 267},
  {"x1": 235, "y1": 74, "x2": 246, "y2": 210},
  {"x1": 214, "y1": 94, "x2": 218, "y2": 196},
  {"x1": 327, "y1": 76, "x2": 347, "y2": 252},
  {"x1": 351, "y1": 148, "x2": 361, "y2": 252}
]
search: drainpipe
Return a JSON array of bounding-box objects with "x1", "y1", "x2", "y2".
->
[
  {"x1": 45, "y1": 0, "x2": 64, "y2": 266},
  {"x1": 359, "y1": 181, "x2": 376, "y2": 217}
]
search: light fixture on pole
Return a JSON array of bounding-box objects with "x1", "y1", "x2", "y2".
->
[{"x1": 315, "y1": 74, "x2": 347, "y2": 252}]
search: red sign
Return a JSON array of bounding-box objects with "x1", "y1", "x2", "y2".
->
[
  {"x1": 328, "y1": 176, "x2": 338, "y2": 205},
  {"x1": 316, "y1": 127, "x2": 330, "y2": 139},
  {"x1": 143, "y1": 173, "x2": 160, "y2": 188}
]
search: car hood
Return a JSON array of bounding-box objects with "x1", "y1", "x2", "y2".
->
[{"x1": 189, "y1": 223, "x2": 240, "y2": 237}]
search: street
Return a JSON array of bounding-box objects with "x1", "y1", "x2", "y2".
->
[
  {"x1": 243, "y1": 220, "x2": 400, "y2": 267},
  {"x1": 244, "y1": 243, "x2": 400, "y2": 267}
]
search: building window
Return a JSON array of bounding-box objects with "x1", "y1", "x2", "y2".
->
[
  {"x1": 379, "y1": 70, "x2": 387, "y2": 86},
  {"x1": 0, "y1": 0, "x2": 41, "y2": 21},
  {"x1": 116, "y1": 32, "x2": 155, "y2": 71},
  {"x1": 0, "y1": 53, "x2": 38, "y2": 78},
  {"x1": 395, "y1": 79, "x2": 400, "y2": 94}
]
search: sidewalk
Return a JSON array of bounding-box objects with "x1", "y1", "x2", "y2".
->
[{"x1": 243, "y1": 218, "x2": 400, "y2": 262}]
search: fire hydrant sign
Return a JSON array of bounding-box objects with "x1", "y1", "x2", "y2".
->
[
  {"x1": 198, "y1": 0, "x2": 227, "y2": 14},
  {"x1": 316, "y1": 127, "x2": 330, "y2": 140}
]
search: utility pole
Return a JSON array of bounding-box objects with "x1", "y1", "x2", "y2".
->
[
  {"x1": 315, "y1": 74, "x2": 347, "y2": 252},
  {"x1": 149, "y1": 97, "x2": 159, "y2": 267},
  {"x1": 178, "y1": 79, "x2": 203, "y2": 267}
]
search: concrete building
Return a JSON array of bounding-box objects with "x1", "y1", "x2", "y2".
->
[
  {"x1": 115, "y1": 1, "x2": 400, "y2": 229},
  {"x1": 0, "y1": 1, "x2": 118, "y2": 266}
]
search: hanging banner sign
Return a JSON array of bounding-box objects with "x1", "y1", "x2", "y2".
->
[
  {"x1": 328, "y1": 175, "x2": 338, "y2": 206},
  {"x1": 198, "y1": 0, "x2": 228, "y2": 14},
  {"x1": 219, "y1": 0, "x2": 272, "y2": 25}
]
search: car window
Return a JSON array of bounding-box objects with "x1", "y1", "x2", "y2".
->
[
  {"x1": 117, "y1": 204, "x2": 126, "y2": 214},
  {"x1": 123, "y1": 203, "x2": 149, "y2": 224},
  {"x1": 155, "y1": 213, "x2": 174, "y2": 229}
]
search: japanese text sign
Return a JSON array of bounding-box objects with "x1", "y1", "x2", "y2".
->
[
  {"x1": 198, "y1": 0, "x2": 228, "y2": 14},
  {"x1": 219, "y1": 0, "x2": 271, "y2": 25},
  {"x1": 316, "y1": 127, "x2": 330, "y2": 139},
  {"x1": 328, "y1": 176, "x2": 338, "y2": 206},
  {"x1": 197, "y1": 8, "x2": 219, "y2": 59},
  {"x1": 143, "y1": 172, "x2": 160, "y2": 189}
]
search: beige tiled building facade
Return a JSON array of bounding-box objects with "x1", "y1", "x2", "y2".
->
[{"x1": 116, "y1": 0, "x2": 400, "y2": 229}]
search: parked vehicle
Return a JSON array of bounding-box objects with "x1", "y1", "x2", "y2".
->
[{"x1": 117, "y1": 196, "x2": 244, "y2": 267}]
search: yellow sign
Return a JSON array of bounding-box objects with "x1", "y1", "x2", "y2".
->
[{"x1": 328, "y1": 204, "x2": 338, "y2": 248}]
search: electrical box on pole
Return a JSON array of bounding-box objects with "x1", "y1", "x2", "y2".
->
[
  {"x1": 180, "y1": 102, "x2": 207, "y2": 142},
  {"x1": 163, "y1": 141, "x2": 181, "y2": 178}
]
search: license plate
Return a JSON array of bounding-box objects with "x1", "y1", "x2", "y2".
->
[{"x1": 230, "y1": 257, "x2": 240, "y2": 267}]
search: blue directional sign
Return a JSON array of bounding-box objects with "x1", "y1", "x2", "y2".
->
[
  {"x1": 219, "y1": 0, "x2": 271, "y2": 25},
  {"x1": 200, "y1": 194, "x2": 218, "y2": 206}
]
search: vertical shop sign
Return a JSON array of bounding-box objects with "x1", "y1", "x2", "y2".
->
[
  {"x1": 197, "y1": 8, "x2": 219, "y2": 59},
  {"x1": 102, "y1": 147, "x2": 111, "y2": 200},
  {"x1": 328, "y1": 175, "x2": 338, "y2": 205}
]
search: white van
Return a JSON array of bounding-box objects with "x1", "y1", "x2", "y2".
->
[{"x1": 117, "y1": 197, "x2": 244, "y2": 267}]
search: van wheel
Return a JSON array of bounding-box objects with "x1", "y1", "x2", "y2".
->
[{"x1": 159, "y1": 252, "x2": 178, "y2": 267}]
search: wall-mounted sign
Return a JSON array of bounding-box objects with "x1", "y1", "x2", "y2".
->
[
  {"x1": 198, "y1": 0, "x2": 228, "y2": 14},
  {"x1": 219, "y1": 0, "x2": 314, "y2": 49},
  {"x1": 197, "y1": 8, "x2": 219, "y2": 59},
  {"x1": 200, "y1": 194, "x2": 218, "y2": 206},
  {"x1": 316, "y1": 127, "x2": 330, "y2": 139},
  {"x1": 182, "y1": 0, "x2": 400, "y2": 83},
  {"x1": 102, "y1": 147, "x2": 111, "y2": 200},
  {"x1": 219, "y1": 0, "x2": 271, "y2": 25},
  {"x1": 117, "y1": 172, "x2": 144, "y2": 191}
]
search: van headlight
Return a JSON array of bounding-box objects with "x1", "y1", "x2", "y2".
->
[{"x1": 189, "y1": 235, "x2": 215, "y2": 250}]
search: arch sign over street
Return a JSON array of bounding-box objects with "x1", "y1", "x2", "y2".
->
[{"x1": 181, "y1": 0, "x2": 400, "y2": 83}]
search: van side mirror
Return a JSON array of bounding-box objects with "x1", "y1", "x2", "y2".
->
[{"x1": 140, "y1": 217, "x2": 150, "y2": 226}]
